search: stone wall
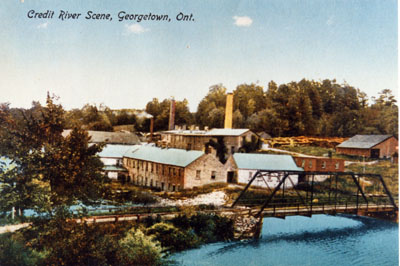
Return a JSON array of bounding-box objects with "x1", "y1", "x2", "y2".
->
[{"x1": 184, "y1": 154, "x2": 227, "y2": 189}]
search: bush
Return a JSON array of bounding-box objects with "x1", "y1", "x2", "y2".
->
[
  {"x1": 0, "y1": 234, "x2": 44, "y2": 266},
  {"x1": 146, "y1": 222, "x2": 199, "y2": 252},
  {"x1": 117, "y1": 228, "x2": 164, "y2": 266},
  {"x1": 171, "y1": 213, "x2": 234, "y2": 243}
]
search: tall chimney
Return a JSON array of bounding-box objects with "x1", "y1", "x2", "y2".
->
[
  {"x1": 168, "y1": 99, "x2": 176, "y2": 130},
  {"x1": 149, "y1": 117, "x2": 154, "y2": 142},
  {"x1": 224, "y1": 93, "x2": 233, "y2": 129}
]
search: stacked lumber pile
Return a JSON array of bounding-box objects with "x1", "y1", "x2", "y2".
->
[{"x1": 267, "y1": 136, "x2": 348, "y2": 148}]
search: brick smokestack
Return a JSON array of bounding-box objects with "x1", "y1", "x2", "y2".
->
[
  {"x1": 224, "y1": 93, "x2": 233, "y2": 129},
  {"x1": 168, "y1": 99, "x2": 176, "y2": 130},
  {"x1": 149, "y1": 117, "x2": 154, "y2": 142}
]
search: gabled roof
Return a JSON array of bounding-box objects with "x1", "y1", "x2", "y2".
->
[
  {"x1": 124, "y1": 146, "x2": 204, "y2": 167},
  {"x1": 98, "y1": 144, "x2": 140, "y2": 158},
  {"x1": 63, "y1": 130, "x2": 141, "y2": 145},
  {"x1": 232, "y1": 153, "x2": 303, "y2": 172},
  {"x1": 336, "y1": 135, "x2": 394, "y2": 149}
]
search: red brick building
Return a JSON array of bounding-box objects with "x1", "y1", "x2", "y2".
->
[
  {"x1": 336, "y1": 135, "x2": 398, "y2": 159},
  {"x1": 293, "y1": 156, "x2": 345, "y2": 172}
]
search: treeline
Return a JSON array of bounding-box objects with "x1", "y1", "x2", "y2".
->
[{"x1": 57, "y1": 79, "x2": 398, "y2": 137}]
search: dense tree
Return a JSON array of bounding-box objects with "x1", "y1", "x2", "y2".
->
[
  {"x1": 196, "y1": 84, "x2": 227, "y2": 127},
  {"x1": 145, "y1": 98, "x2": 193, "y2": 131},
  {"x1": 0, "y1": 95, "x2": 107, "y2": 216}
]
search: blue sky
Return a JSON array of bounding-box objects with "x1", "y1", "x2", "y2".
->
[{"x1": 0, "y1": 0, "x2": 397, "y2": 111}]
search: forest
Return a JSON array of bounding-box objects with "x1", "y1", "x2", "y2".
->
[{"x1": 59, "y1": 79, "x2": 397, "y2": 138}]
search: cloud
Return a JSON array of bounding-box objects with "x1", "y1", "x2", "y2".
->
[
  {"x1": 125, "y1": 23, "x2": 149, "y2": 34},
  {"x1": 37, "y1": 22, "x2": 49, "y2": 29},
  {"x1": 233, "y1": 16, "x2": 253, "y2": 27}
]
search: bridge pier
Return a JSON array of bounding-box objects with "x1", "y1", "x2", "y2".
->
[{"x1": 232, "y1": 212, "x2": 264, "y2": 239}]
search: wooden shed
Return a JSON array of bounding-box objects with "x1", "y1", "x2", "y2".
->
[{"x1": 336, "y1": 135, "x2": 398, "y2": 159}]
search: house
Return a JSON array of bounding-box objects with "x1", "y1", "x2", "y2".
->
[
  {"x1": 62, "y1": 130, "x2": 141, "y2": 145},
  {"x1": 123, "y1": 146, "x2": 226, "y2": 191},
  {"x1": 336, "y1": 135, "x2": 398, "y2": 159},
  {"x1": 160, "y1": 128, "x2": 257, "y2": 155},
  {"x1": 98, "y1": 144, "x2": 139, "y2": 181},
  {"x1": 225, "y1": 153, "x2": 303, "y2": 188},
  {"x1": 293, "y1": 156, "x2": 345, "y2": 172}
]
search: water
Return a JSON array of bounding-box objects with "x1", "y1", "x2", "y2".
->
[{"x1": 170, "y1": 214, "x2": 398, "y2": 266}]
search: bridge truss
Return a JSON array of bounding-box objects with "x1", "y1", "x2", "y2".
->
[{"x1": 231, "y1": 170, "x2": 398, "y2": 220}]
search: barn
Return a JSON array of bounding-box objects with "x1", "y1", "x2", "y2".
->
[{"x1": 336, "y1": 135, "x2": 398, "y2": 159}]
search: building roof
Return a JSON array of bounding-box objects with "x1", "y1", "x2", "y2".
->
[
  {"x1": 162, "y1": 128, "x2": 251, "y2": 137},
  {"x1": 257, "y1": 132, "x2": 272, "y2": 139},
  {"x1": 63, "y1": 130, "x2": 141, "y2": 145},
  {"x1": 336, "y1": 135, "x2": 393, "y2": 149},
  {"x1": 98, "y1": 144, "x2": 140, "y2": 158},
  {"x1": 124, "y1": 146, "x2": 204, "y2": 167},
  {"x1": 205, "y1": 128, "x2": 250, "y2": 136},
  {"x1": 233, "y1": 153, "x2": 303, "y2": 172},
  {"x1": 103, "y1": 165, "x2": 127, "y2": 172}
]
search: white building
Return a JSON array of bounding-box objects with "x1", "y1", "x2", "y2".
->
[
  {"x1": 225, "y1": 153, "x2": 303, "y2": 188},
  {"x1": 98, "y1": 144, "x2": 139, "y2": 180}
]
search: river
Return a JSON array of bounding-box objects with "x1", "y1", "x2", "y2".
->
[{"x1": 170, "y1": 214, "x2": 398, "y2": 266}]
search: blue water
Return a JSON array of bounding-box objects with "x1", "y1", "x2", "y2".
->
[{"x1": 170, "y1": 214, "x2": 398, "y2": 266}]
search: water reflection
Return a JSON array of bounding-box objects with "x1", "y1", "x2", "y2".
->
[{"x1": 171, "y1": 214, "x2": 398, "y2": 266}]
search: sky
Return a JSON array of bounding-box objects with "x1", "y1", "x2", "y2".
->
[{"x1": 0, "y1": 0, "x2": 397, "y2": 112}]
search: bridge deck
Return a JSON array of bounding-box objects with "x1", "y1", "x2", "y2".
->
[{"x1": 76, "y1": 203, "x2": 397, "y2": 224}]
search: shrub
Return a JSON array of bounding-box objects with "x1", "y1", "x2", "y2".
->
[
  {"x1": 146, "y1": 222, "x2": 199, "y2": 252},
  {"x1": 117, "y1": 228, "x2": 164, "y2": 266},
  {"x1": 0, "y1": 234, "x2": 44, "y2": 266}
]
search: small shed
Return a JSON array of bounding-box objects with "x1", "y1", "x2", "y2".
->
[
  {"x1": 225, "y1": 153, "x2": 303, "y2": 188},
  {"x1": 336, "y1": 135, "x2": 398, "y2": 159}
]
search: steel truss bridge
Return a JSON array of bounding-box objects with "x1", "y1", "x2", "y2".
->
[{"x1": 231, "y1": 170, "x2": 398, "y2": 221}]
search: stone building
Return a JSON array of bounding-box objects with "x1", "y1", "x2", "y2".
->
[
  {"x1": 123, "y1": 146, "x2": 226, "y2": 191},
  {"x1": 160, "y1": 128, "x2": 257, "y2": 155},
  {"x1": 225, "y1": 153, "x2": 303, "y2": 188},
  {"x1": 336, "y1": 135, "x2": 398, "y2": 159}
]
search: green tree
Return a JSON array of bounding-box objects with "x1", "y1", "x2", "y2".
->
[
  {"x1": 0, "y1": 95, "x2": 107, "y2": 216},
  {"x1": 196, "y1": 84, "x2": 227, "y2": 127}
]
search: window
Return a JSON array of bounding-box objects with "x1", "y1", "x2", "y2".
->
[
  {"x1": 309, "y1": 161, "x2": 313, "y2": 169},
  {"x1": 335, "y1": 162, "x2": 339, "y2": 170},
  {"x1": 301, "y1": 160, "x2": 305, "y2": 168},
  {"x1": 211, "y1": 171, "x2": 216, "y2": 179},
  {"x1": 196, "y1": 170, "x2": 201, "y2": 179},
  {"x1": 322, "y1": 161, "x2": 326, "y2": 169}
]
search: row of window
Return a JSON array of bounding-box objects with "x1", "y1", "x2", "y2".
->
[
  {"x1": 299, "y1": 159, "x2": 340, "y2": 170},
  {"x1": 133, "y1": 176, "x2": 180, "y2": 191},
  {"x1": 195, "y1": 170, "x2": 217, "y2": 180},
  {"x1": 126, "y1": 159, "x2": 184, "y2": 178}
]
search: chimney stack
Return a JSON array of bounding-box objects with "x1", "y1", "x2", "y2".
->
[
  {"x1": 224, "y1": 93, "x2": 233, "y2": 129},
  {"x1": 168, "y1": 99, "x2": 176, "y2": 130}
]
